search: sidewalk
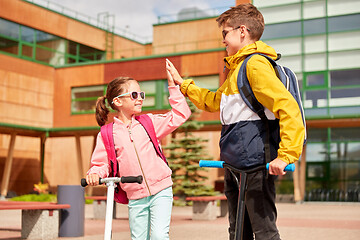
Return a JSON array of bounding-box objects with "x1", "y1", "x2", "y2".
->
[{"x1": 1, "y1": 202, "x2": 360, "y2": 239}]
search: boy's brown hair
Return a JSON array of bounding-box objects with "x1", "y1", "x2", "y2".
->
[{"x1": 216, "y1": 3, "x2": 264, "y2": 41}]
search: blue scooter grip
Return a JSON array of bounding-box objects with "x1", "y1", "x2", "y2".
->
[
  {"x1": 199, "y1": 160, "x2": 224, "y2": 168},
  {"x1": 199, "y1": 160, "x2": 295, "y2": 172},
  {"x1": 266, "y1": 163, "x2": 295, "y2": 172}
]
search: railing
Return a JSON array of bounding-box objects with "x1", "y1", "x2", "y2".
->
[
  {"x1": 23, "y1": 0, "x2": 151, "y2": 44},
  {"x1": 157, "y1": 6, "x2": 230, "y2": 24},
  {"x1": 112, "y1": 38, "x2": 224, "y2": 59}
]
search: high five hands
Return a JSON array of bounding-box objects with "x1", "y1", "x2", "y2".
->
[{"x1": 166, "y1": 59, "x2": 184, "y2": 86}]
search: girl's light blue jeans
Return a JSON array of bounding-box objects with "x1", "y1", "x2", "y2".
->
[{"x1": 128, "y1": 187, "x2": 173, "y2": 240}]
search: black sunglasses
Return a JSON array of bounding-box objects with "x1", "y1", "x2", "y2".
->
[{"x1": 222, "y1": 26, "x2": 251, "y2": 39}]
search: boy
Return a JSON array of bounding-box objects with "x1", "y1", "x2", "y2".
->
[{"x1": 166, "y1": 3, "x2": 305, "y2": 240}]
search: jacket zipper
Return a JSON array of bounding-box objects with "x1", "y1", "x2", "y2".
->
[{"x1": 128, "y1": 128, "x2": 151, "y2": 195}]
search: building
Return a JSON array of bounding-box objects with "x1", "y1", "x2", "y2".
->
[{"x1": 0, "y1": 0, "x2": 359, "y2": 201}]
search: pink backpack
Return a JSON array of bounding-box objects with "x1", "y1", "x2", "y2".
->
[{"x1": 100, "y1": 114, "x2": 167, "y2": 204}]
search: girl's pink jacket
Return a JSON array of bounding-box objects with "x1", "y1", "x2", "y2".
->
[{"x1": 87, "y1": 86, "x2": 191, "y2": 200}]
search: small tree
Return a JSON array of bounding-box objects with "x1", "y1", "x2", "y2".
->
[{"x1": 165, "y1": 99, "x2": 217, "y2": 203}]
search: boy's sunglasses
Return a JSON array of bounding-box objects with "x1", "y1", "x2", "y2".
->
[
  {"x1": 222, "y1": 26, "x2": 250, "y2": 39},
  {"x1": 112, "y1": 91, "x2": 145, "y2": 103}
]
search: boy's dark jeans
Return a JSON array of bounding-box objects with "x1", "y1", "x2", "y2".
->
[{"x1": 224, "y1": 168, "x2": 281, "y2": 240}]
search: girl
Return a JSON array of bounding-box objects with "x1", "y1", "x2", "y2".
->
[{"x1": 86, "y1": 60, "x2": 191, "y2": 240}]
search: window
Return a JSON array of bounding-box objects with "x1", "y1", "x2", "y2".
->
[
  {"x1": 190, "y1": 75, "x2": 219, "y2": 91},
  {"x1": 0, "y1": 18, "x2": 105, "y2": 66},
  {"x1": 306, "y1": 73, "x2": 326, "y2": 87},
  {"x1": 139, "y1": 80, "x2": 170, "y2": 110},
  {"x1": 262, "y1": 21, "x2": 301, "y2": 39},
  {"x1": 328, "y1": 14, "x2": 360, "y2": 33},
  {"x1": 303, "y1": 18, "x2": 326, "y2": 35},
  {"x1": 261, "y1": 14, "x2": 360, "y2": 40},
  {"x1": 330, "y1": 69, "x2": 360, "y2": 87},
  {"x1": 71, "y1": 85, "x2": 105, "y2": 114},
  {"x1": 139, "y1": 81, "x2": 157, "y2": 109}
]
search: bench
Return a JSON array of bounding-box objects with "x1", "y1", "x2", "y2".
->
[
  {"x1": 0, "y1": 201, "x2": 70, "y2": 239},
  {"x1": 186, "y1": 195, "x2": 227, "y2": 220}
]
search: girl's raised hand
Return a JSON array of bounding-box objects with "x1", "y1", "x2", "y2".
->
[{"x1": 166, "y1": 59, "x2": 184, "y2": 86}]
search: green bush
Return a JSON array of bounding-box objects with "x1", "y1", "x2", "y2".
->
[{"x1": 10, "y1": 194, "x2": 57, "y2": 202}]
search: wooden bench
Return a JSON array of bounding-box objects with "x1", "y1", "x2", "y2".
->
[
  {"x1": 0, "y1": 201, "x2": 70, "y2": 239},
  {"x1": 186, "y1": 195, "x2": 227, "y2": 220}
]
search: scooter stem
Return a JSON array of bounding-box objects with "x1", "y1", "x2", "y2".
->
[{"x1": 104, "y1": 181, "x2": 115, "y2": 240}]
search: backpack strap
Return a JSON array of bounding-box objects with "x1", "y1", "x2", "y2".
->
[
  {"x1": 237, "y1": 53, "x2": 276, "y2": 165},
  {"x1": 100, "y1": 123, "x2": 118, "y2": 177},
  {"x1": 135, "y1": 114, "x2": 168, "y2": 164},
  {"x1": 100, "y1": 123, "x2": 129, "y2": 204}
]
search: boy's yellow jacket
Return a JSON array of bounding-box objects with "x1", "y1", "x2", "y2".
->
[{"x1": 180, "y1": 41, "x2": 305, "y2": 166}]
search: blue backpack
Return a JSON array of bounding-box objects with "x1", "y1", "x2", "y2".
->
[{"x1": 237, "y1": 53, "x2": 306, "y2": 163}]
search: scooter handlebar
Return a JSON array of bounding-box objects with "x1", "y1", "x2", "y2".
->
[
  {"x1": 199, "y1": 160, "x2": 224, "y2": 168},
  {"x1": 80, "y1": 178, "x2": 100, "y2": 187},
  {"x1": 199, "y1": 160, "x2": 295, "y2": 172},
  {"x1": 80, "y1": 175, "x2": 143, "y2": 187},
  {"x1": 121, "y1": 176, "x2": 143, "y2": 184}
]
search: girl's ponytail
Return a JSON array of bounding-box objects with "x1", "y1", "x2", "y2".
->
[{"x1": 95, "y1": 96, "x2": 109, "y2": 126}]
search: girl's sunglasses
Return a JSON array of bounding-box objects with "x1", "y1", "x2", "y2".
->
[{"x1": 112, "y1": 91, "x2": 145, "y2": 103}]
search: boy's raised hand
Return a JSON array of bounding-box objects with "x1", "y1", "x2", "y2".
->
[
  {"x1": 166, "y1": 59, "x2": 175, "y2": 86},
  {"x1": 166, "y1": 59, "x2": 184, "y2": 86}
]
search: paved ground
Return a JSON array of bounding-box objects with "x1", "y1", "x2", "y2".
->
[{"x1": 1, "y1": 202, "x2": 360, "y2": 239}]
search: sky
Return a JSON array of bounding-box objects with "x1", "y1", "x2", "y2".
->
[{"x1": 32, "y1": 0, "x2": 235, "y2": 43}]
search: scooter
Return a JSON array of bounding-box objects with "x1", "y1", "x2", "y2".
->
[
  {"x1": 81, "y1": 176, "x2": 143, "y2": 240},
  {"x1": 199, "y1": 160, "x2": 295, "y2": 240}
]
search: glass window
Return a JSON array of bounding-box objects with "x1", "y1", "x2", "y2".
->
[
  {"x1": 71, "y1": 85, "x2": 105, "y2": 113},
  {"x1": 303, "y1": 18, "x2": 326, "y2": 35},
  {"x1": 163, "y1": 81, "x2": 170, "y2": 106},
  {"x1": 36, "y1": 31, "x2": 58, "y2": 42},
  {"x1": 329, "y1": 142, "x2": 360, "y2": 161},
  {"x1": 79, "y1": 44, "x2": 103, "y2": 61},
  {"x1": 304, "y1": 90, "x2": 327, "y2": 108},
  {"x1": 35, "y1": 46, "x2": 55, "y2": 63},
  {"x1": 307, "y1": 128, "x2": 328, "y2": 142},
  {"x1": 307, "y1": 163, "x2": 327, "y2": 179},
  {"x1": 306, "y1": 73, "x2": 325, "y2": 87},
  {"x1": 20, "y1": 26, "x2": 35, "y2": 43},
  {"x1": 0, "y1": 18, "x2": 20, "y2": 39},
  {"x1": 330, "y1": 69, "x2": 360, "y2": 87},
  {"x1": 0, "y1": 37, "x2": 18, "y2": 55},
  {"x1": 331, "y1": 128, "x2": 360, "y2": 141},
  {"x1": 328, "y1": 14, "x2": 360, "y2": 33},
  {"x1": 190, "y1": 75, "x2": 219, "y2": 91},
  {"x1": 21, "y1": 43, "x2": 33, "y2": 58},
  {"x1": 139, "y1": 81, "x2": 156, "y2": 108},
  {"x1": 306, "y1": 143, "x2": 329, "y2": 162},
  {"x1": 262, "y1": 21, "x2": 301, "y2": 40},
  {"x1": 330, "y1": 88, "x2": 360, "y2": 107}
]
